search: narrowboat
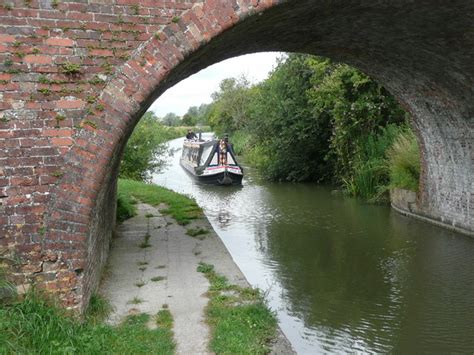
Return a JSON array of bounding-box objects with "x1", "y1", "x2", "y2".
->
[{"x1": 179, "y1": 137, "x2": 243, "y2": 185}]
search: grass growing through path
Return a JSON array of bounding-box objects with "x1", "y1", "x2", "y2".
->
[
  {"x1": 197, "y1": 262, "x2": 277, "y2": 354},
  {"x1": 118, "y1": 179, "x2": 202, "y2": 225},
  {"x1": 0, "y1": 292, "x2": 175, "y2": 354},
  {"x1": 186, "y1": 227, "x2": 209, "y2": 240}
]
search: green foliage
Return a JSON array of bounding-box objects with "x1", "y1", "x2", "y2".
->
[
  {"x1": 208, "y1": 76, "x2": 256, "y2": 135},
  {"x1": 387, "y1": 128, "x2": 420, "y2": 191},
  {"x1": 60, "y1": 62, "x2": 81, "y2": 75},
  {"x1": 185, "y1": 227, "x2": 209, "y2": 240},
  {"x1": 206, "y1": 53, "x2": 416, "y2": 201},
  {"x1": 85, "y1": 293, "x2": 114, "y2": 323},
  {"x1": 197, "y1": 263, "x2": 277, "y2": 353},
  {"x1": 118, "y1": 179, "x2": 202, "y2": 225},
  {"x1": 116, "y1": 192, "x2": 137, "y2": 222},
  {"x1": 0, "y1": 292, "x2": 175, "y2": 354},
  {"x1": 120, "y1": 112, "x2": 178, "y2": 181}
]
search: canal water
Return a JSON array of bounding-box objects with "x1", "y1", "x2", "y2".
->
[{"x1": 153, "y1": 136, "x2": 474, "y2": 354}]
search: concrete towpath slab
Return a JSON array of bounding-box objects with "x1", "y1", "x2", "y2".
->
[{"x1": 101, "y1": 202, "x2": 294, "y2": 354}]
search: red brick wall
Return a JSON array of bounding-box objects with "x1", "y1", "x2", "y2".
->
[{"x1": 0, "y1": 0, "x2": 279, "y2": 311}]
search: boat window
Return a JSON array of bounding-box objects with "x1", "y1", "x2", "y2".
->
[
  {"x1": 209, "y1": 152, "x2": 218, "y2": 166},
  {"x1": 227, "y1": 154, "x2": 236, "y2": 165},
  {"x1": 200, "y1": 145, "x2": 213, "y2": 166}
]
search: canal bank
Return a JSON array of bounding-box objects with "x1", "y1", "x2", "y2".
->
[
  {"x1": 151, "y1": 136, "x2": 474, "y2": 354},
  {"x1": 102, "y1": 200, "x2": 294, "y2": 354}
]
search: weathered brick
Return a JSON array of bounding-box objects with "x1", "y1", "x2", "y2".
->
[
  {"x1": 24, "y1": 55, "x2": 53, "y2": 64},
  {"x1": 45, "y1": 37, "x2": 74, "y2": 47}
]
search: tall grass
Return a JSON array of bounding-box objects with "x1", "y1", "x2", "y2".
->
[
  {"x1": 116, "y1": 192, "x2": 137, "y2": 223},
  {"x1": 0, "y1": 292, "x2": 175, "y2": 354},
  {"x1": 343, "y1": 125, "x2": 401, "y2": 202},
  {"x1": 387, "y1": 128, "x2": 420, "y2": 191}
]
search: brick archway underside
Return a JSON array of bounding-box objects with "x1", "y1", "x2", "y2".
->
[{"x1": 0, "y1": 0, "x2": 472, "y2": 310}]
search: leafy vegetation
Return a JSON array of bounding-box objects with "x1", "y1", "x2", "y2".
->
[
  {"x1": 197, "y1": 262, "x2": 277, "y2": 354},
  {"x1": 118, "y1": 179, "x2": 202, "y2": 225},
  {"x1": 0, "y1": 292, "x2": 175, "y2": 354},
  {"x1": 387, "y1": 128, "x2": 420, "y2": 191},
  {"x1": 120, "y1": 112, "x2": 186, "y2": 181},
  {"x1": 206, "y1": 54, "x2": 419, "y2": 201}
]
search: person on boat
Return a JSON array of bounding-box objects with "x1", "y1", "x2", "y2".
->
[
  {"x1": 219, "y1": 138, "x2": 228, "y2": 165},
  {"x1": 186, "y1": 129, "x2": 197, "y2": 140}
]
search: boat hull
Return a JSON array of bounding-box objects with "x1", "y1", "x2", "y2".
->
[
  {"x1": 180, "y1": 159, "x2": 243, "y2": 186},
  {"x1": 196, "y1": 171, "x2": 243, "y2": 186}
]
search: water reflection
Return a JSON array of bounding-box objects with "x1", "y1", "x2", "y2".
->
[{"x1": 153, "y1": 137, "x2": 474, "y2": 354}]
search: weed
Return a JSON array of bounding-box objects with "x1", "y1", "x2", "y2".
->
[
  {"x1": 132, "y1": 4, "x2": 139, "y2": 15},
  {"x1": 127, "y1": 296, "x2": 144, "y2": 305},
  {"x1": 198, "y1": 263, "x2": 277, "y2": 353},
  {"x1": 155, "y1": 265, "x2": 166, "y2": 269},
  {"x1": 38, "y1": 75, "x2": 50, "y2": 84},
  {"x1": 32, "y1": 47, "x2": 40, "y2": 54},
  {"x1": 138, "y1": 266, "x2": 147, "y2": 271},
  {"x1": 51, "y1": 0, "x2": 59, "y2": 9},
  {"x1": 12, "y1": 41, "x2": 21, "y2": 48},
  {"x1": 4, "y1": 3, "x2": 12, "y2": 11},
  {"x1": 196, "y1": 262, "x2": 214, "y2": 274},
  {"x1": 1, "y1": 293, "x2": 175, "y2": 353},
  {"x1": 186, "y1": 227, "x2": 209, "y2": 240},
  {"x1": 81, "y1": 120, "x2": 97, "y2": 129},
  {"x1": 86, "y1": 293, "x2": 113, "y2": 322},
  {"x1": 134, "y1": 280, "x2": 146, "y2": 288},
  {"x1": 138, "y1": 233, "x2": 151, "y2": 248},
  {"x1": 145, "y1": 213, "x2": 155, "y2": 218},
  {"x1": 60, "y1": 61, "x2": 81, "y2": 75},
  {"x1": 55, "y1": 114, "x2": 66, "y2": 122},
  {"x1": 37, "y1": 88, "x2": 51, "y2": 95},
  {"x1": 0, "y1": 80, "x2": 8, "y2": 85},
  {"x1": 86, "y1": 95, "x2": 96, "y2": 104},
  {"x1": 89, "y1": 75, "x2": 105, "y2": 85},
  {"x1": 95, "y1": 103, "x2": 104, "y2": 111},
  {"x1": 154, "y1": 33, "x2": 161, "y2": 40},
  {"x1": 51, "y1": 170, "x2": 64, "y2": 178},
  {"x1": 171, "y1": 16, "x2": 180, "y2": 23},
  {"x1": 150, "y1": 276, "x2": 165, "y2": 282},
  {"x1": 156, "y1": 309, "x2": 173, "y2": 329},
  {"x1": 137, "y1": 261, "x2": 148, "y2": 266}
]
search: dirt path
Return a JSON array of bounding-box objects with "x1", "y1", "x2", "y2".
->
[{"x1": 101, "y1": 203, "x2": 294, "y2": 354}]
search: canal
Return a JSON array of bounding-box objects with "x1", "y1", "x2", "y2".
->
[{"x1": 153, "y1": 136, "x2": 474, "y2": 354}]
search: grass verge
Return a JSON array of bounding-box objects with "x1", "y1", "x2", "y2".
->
[
  {"x1": 197, "y1": 262, "x2": 277, "y2": 354},
  {"x1": 0, "y1": 292, "x2": 175, "y2": 354},
  {"x1": 118, "y1": 179, "x2": 202, "y2": 225}
]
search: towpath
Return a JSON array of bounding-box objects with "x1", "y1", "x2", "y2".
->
[{"x1": 101, "y1": 202, "x2": 294, "y2": 354}]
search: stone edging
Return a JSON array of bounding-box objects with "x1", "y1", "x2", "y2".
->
[{"x1": 391, "y1": 203, "x2": 474, "y2": 238}]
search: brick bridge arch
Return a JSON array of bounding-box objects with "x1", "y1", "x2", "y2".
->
[{"x1": 1, "y1": 0, "x2": 472, "y2": 310}]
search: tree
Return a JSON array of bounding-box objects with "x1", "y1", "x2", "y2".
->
[
  {"x1": 208, "y1": 76, "x2": 253, "y2": 135},
  {"x1": 161, "y1": 112, "x2": 181, "y2": 126},
  {"x1": 120, "y1": 112, "x2": 169, "y2": 181}
]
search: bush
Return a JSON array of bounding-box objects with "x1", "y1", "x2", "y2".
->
[{"x1": 387, "y1": 128, "x2": 420, "y2": 191}]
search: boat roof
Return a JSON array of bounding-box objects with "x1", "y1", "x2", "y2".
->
[{"x1": 183, "y1": 139, "x2": 216, "y2": 148}]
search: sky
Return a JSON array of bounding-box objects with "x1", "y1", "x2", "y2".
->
[{"x1": 148, "y1": 52, "x2": 283, "y2": 117}]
